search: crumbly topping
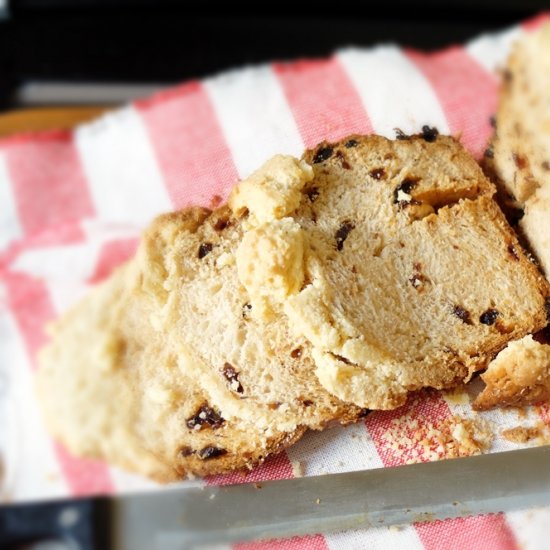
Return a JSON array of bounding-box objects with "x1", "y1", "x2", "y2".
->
[{"x1": 501, "y1": 422, "x2": 550, "y2": 444}]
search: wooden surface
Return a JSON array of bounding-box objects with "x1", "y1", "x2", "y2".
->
[{"x1": 0, "y1": 107, "x2": 112, "y2": 137}]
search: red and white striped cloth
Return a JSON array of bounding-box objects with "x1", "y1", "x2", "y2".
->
[{"x1": 1, "y1": 13, "x2": 550, "y2": 549}]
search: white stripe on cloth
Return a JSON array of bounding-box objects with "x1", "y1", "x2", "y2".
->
[
  {"x1": 0, "y1": 153, "x2": 23, "y2": 250},
  {"x1": 285, "y1": 424, "x2": 424, "y2": 550},
  {"x1": 505, "y1": 508, "x2": 550, "y2": 550},
  {"x1": 75, "y1": 105, "x2": 172, "y2": 226},
  {"x1": 337, "y1": 46, "x2": 450, "y2": 138},
  {"x1": 204, "y1": 65, "x2": 304, "y2": 178},
  {"x1": 466, "y1": 25, "x2": 523, "y2": 74},
  {"x1": 0, "y1": 306, "x2": 68, "y2": 500}
]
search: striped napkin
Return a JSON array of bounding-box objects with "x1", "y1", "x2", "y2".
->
[{"x1": 1, "y1": 13, "x2": 550, "y2": 550}]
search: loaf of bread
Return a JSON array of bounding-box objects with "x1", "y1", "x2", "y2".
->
[
  {"x1": 478, "y1": 23, "x2": 550, "y2": 409},
  {"x1": 37, "y1": 132, "x2": 550, "y2": 480},
  {"x1": 37, "y1": 177, "x2": 365, "y2": 482}
]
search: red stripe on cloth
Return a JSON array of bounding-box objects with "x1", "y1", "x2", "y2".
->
[
  {"x1": 0, "y1": 221, "x2": 85, "y2": 273},
  {"x1": 235, "y1": 534, "x2": 329, "y2": 550},
  {"x1": 3, "y1": 272, "x2": 115, "y2": 495},
  {"x1": 522, "y1": 12, "x2": 550, "y2": 31},
  {"x1": 366, "y1": 392, "x2": 518, "y2": 550},
  {"x1": 88, "y1": 238, "x2": 139, "y2": 284},
  {"x1": 4, "y1": 133, "x2": 95, "y2": 239},
  {"x1": 274, "y1": 58, "x2": 373, "y2": 148},
  {"x1": 406, "y1": 47, "x2": 498, "y2": 160},
  {"x1": 206, "y1": 451, "x2": 294, "y2": 487},
  {"x1": 136, "y1": 82, "x2": 239, "y2": 209}
]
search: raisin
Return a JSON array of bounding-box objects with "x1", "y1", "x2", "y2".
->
[
  {"x1": 290, "y1": 348, "x2": 303, "y2": 359},
  {"x1": 421, "y1": 125, "x2": 439, "y2": 142},
  {"x1": 369, "y1": 167, "x2": 385, "y2": 180},
  {"x1": 394, "y1": 128, "x2": 410, "y2": 140},
  {"x1": 480, "y1": 309, "x2": 500, "y2": 325},
  {"x1": 198, "y1": 446, "x2": 227, "y2": 460},
  {"x1": 313, "y1": 147, "x2": 333, "y2": 163},
  {"x1": 345, "y1": 139, "x2": 358, "y2": 148},
  {"x1": 222, "y1": 363, "x2": 244, "y2": 394},
  {"x1": 335, "y1": 221, "x2": 355, "y2": 251},
  {"x1": 306, "y1": 187, "x2": 320, "y2": 202},
  {"x1": 507, "y1": 244, "x2": 520, "y2": 261},
  {"x1": 484, "y1": 147, "x2": 494, "y2": 159},
  {"x1": 198, "y1": 242, "x2": 213, "y2": 259},
  {"x1": 394, "y1": 178, "x2": 418, "y2": 203},
  {"x1": 214, "y1": 217, "x2": 230, "y2": 231},
  {"x1": 186, "y1": 404, "x2": 225, "y2": 430},
  {"x1": 452, "y1": 305, "x2": 473, "y2": 325},
  {"x1": 242, "y1": 303, "x2": 252, "y2": 319},
  {"x1": 513, "y1": 153, "x2": 528, "y2": 169},
  {"x1": 178, "y1": 446, "x2": 195, "y2": 457},
  {"x1": 335, "y1": 150, "x2": 351, "y2": 169},
  {"x1": 542, "y1": 161, "x2": 550, "y2": 171}
]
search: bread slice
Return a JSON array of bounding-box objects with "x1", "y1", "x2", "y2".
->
[
  {"x1": 474, "y1": 334, "x2": 550, "y2": 410},
  {"x1": 230, "y1": 134, "x2": 550, "y2": 410},
  {"x1": 37, "y1": 199, "x2": 364, "y2": 481}
]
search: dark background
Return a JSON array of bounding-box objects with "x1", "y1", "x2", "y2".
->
[{"x1": 0, "y1": 0, "x2": 548, "y2": 109}]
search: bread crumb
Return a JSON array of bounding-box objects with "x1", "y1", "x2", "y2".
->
[
  {"x1": 502, "y1": 423, "x2": 550, "y2": 444},
  {"x1": 315, "y1": 498, "x2": 321, "y2": 504},
  {"x1": 209, "y1": 493, "x2": 216, "y2": 500},
  {"x1": 381, "y1": 409, "x2": 493, "y2": 463},
  {"x1": 389, "y1": 525, "x2": 403, "y2": 532},
  {"x1": 291, "y1": 460, "x2": 304, "y2": 478}
]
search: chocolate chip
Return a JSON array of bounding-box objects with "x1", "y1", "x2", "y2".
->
[
  {"x1": 421, "y1": 125, "x2": 439, "y2": 142},
  {"x1": 178, "y1": 446, "x2": 195, "y2": 457},
  {"x1": 369, "y1": 167, "x2": 385, "y2": 180},
  {"x1": 345, "y1": 139, "x2": 358, "y2": 148},
  {"x1": 335, "y1": 221, "x2": 355, "y2": 251},
  {"x1": 542, "y1": 161, "x2": 550, "y2": 171},
  {"x1": 222, "y1": 362, "x2": 243, "y2": 394},
  {"x1": 197, "y1": 446, "x2": 227, "y2": 460},
  {"x1": 452, "y1": 305, "x2": 473, "y2": 325},
  {"x1": 198, "y1": 242, "x2": 213, "y2": 259},
  {"x1": 242, "y1": 303, "x2": 252, "y2": 319},
  {"x1": 394, "y1": 128, "x2": 410, "y2": 140},
  {"x1": 394, "y1": 178, "x2": 418, "y2": 203},
  {"x1": 306, "y1": 187, "x2": 320, "y2": 202},
  {"x1": 507, "y1": 244, "x2": 520, "y2": 261},
  {"x1": 513, "y1": 153, "x2": 528, "y2": 169},
  {"x1": 313, "y1": 147, "x2": 333, "y2": 163},
  {"x1": 186, "y1": 404, "x2": 225, "y2": 430},
  {"x1": 214, "y1": 217, "x2": 231, "y2": 231},
  {"x1": 480, "y1": 309, "x2": 500, "y2": 325},
  {"x1": 484, "y1": 147, "x2": 494, "y2": 159},
  {"x1": 335, "y1": 150, "x2": 351, "y2": 169},
  {"x1": 290, "y1": 348, "x2": 303, "y2": 359}
]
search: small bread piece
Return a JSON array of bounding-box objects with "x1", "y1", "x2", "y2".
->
[
  {"x1": 232, "y1": 135, "x2": 550, "y2": 410},
  {"x1": 474, "y1": 335, "x2": 550, "y2": 410}
]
